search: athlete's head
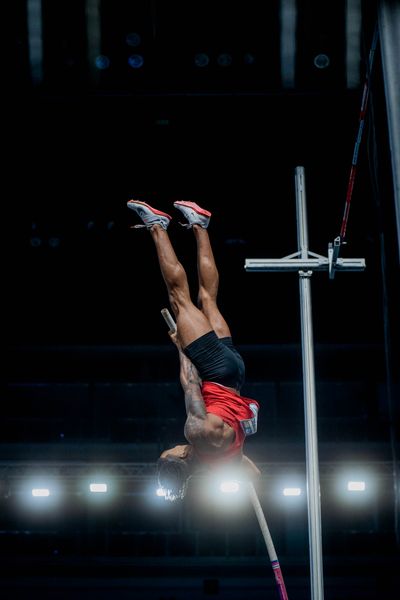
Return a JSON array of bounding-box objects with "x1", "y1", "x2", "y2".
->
[{"x1": 156, "y1": 455, "x2": 191, "y2": 501}]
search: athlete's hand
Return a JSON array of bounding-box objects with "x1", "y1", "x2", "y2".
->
[{"x1": 168, "y1": 330, "x2": 182, "y2": 350}]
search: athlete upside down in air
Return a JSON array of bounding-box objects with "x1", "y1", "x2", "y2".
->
[{"x1": 127, "y1": 199, "x2": 261, "y2": 500}]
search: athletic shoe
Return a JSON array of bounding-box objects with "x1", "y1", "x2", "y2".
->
[
  {"x1": 127, "y1": 200, "x2": 172, "y2": 230},
  {"x1": 173, "y1": 201, "x2": 211, "y2": 229}
]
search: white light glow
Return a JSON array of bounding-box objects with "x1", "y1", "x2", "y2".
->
[
  {"x1": 89, "y1": 483, "x2": 107, "y2": 493},
  {"x1": 283, "y1": 487, "x2": 302, "y2": 496},
  {"x1": 156, "y1": 487, "x2": 166, "y2": 497},
  {"x1": 32, "y1": 488, "x2": 50, "y2": 497},
  {"x1": 336, "y1": 469, "x2": 375, "y2": 501},
  {"x1": 347, "y1": 481, "x2": 366, "y2": 492},
  {"x1": 219, "y1": 480, "x2": 240, "y2": 494}
]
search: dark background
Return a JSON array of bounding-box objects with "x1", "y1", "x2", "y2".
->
[{"x1": 5, "y1": 1, "x2": 400, "y2": 598}]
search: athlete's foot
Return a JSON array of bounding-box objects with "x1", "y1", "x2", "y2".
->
[
  {"x1": 127, "y1": 200, "x2": 172, "y2": 230},
  {"x1": 173, "y1": 201, "x2": 211, "y2": 229}
]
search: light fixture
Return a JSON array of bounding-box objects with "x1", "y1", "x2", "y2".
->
[
  {"x1": 283, "y1": 487, "x2": 302, "y2": 496},
  {"x1": 194, "y1": 53, "x2": 210, "y2": 68},
  {"x1": 313, "y1": 53, "x2": 330, "y2": 69},
  {"x1": 347, "y1": 481, "x2": 366, "y2": 492},
  {"x1": 217, "y1": 53, "x2": 233, "y2": 67},
  {"x1": 128, "y1": 54, "x2": 144, "y2": 69},
  {"x1": 89, "y1": 483, "x2": 107, "y2": 493},
  {"x1": 335, "y1": 468, "x2": 375, "y2": 501},
  {"x1": 244, "y1": 53, "x2": 256, "y2": 65},
  {"x1": 32, "y1": 488, "x2": 50, "y2": 497},
  {"x1": 126, "y1": 32, "x2": 141, "y2": 47},
  {"x1": 219, "y1": 480, "x2": 240, "y2": 494},
  {"x1": 94, "y1": 55, "x2": 110, "y2": 70}
]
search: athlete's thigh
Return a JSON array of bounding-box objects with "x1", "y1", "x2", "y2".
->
[
  {"x1": 198, "y1": 295, "x2": 231, "y2": 339},
  {"x1": 176, "y1": 302, "x2": 214, "y2": 348}
]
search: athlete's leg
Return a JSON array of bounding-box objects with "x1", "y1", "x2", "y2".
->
[
  {"x1": 127, "y1": 199, "x2": 213, "y2": 347},
  {"x1": 173, "y1": 201, "x2": 231, "y2": 338},
  {"x1": 149, "y1": 226, "x2": 214, "y2": 348},
  {"x1": 193, "y1": 224, "x2": 232, "y2": 338}
]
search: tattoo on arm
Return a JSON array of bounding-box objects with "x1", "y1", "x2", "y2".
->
[
  {"x1": 184, "y1": 387, "x2": 206, "y2": 420},
  {"x1": 177, "y1": 349, "x2": 207, "y2": 440},
  {"x1": 183, "y1": 387, "x2": 207, "y2": 442},
  {"x1": 179, "y1": 351, "x2": 201, "y2": 387}
]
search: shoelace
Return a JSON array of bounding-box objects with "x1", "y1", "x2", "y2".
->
[{"x1": 130, "y1": 222, "x2": 169, "y2": 230}]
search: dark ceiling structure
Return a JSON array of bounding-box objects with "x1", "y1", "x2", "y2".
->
[{"x1": 6, "y1": 1, "x2": 400, "y2": 598}]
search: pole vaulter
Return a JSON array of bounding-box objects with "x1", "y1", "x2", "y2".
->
[{"x1": 162, "y1": 308, "x2": 289, "y2": 599}]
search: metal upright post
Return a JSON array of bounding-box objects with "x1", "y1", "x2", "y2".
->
[
  {"x1": 295, "y1": 167, "x2": 324, "y2": 600},
  {"x1": 245, "y1": 166, "x2": 366, "y2": 600},
  {"x1": 378, "y1": 0, "x2": 400, "y2": 261}
]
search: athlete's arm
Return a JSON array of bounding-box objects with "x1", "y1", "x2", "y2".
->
[{"x1": 170, "y1": 330, "x2": 226, "y2": 446}]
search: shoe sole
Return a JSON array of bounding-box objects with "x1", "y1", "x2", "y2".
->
[
  {"x1": 173, "y1": 201, "x2": 211, "y2": 217},
  {"x1": 127, "y1": 200, "x2": 172, "y2": 220}
]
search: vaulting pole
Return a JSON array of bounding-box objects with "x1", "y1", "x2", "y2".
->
[
  {"x1": 161, "y1": 308, "x2": 177, "y2": 333},
  {"x1": 248, "y1": 482, "x2": 289, "y2": 600}
]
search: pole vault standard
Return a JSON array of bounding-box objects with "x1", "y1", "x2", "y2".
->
[{"x1": 245, "y1": 167, "x2": 366, "y2": 600}]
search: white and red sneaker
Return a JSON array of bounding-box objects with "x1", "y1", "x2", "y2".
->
[
  {"x1": 127, "y1": 200, "x2": 172, "y2": 230},
  {"x1": 173, "y1": 201, "x2": 211, "y2": 229}
]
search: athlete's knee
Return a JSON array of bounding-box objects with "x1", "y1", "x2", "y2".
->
[
  {"x1": 197, "y1": 287, "x2": 217, "y2": 309},
  {"x1": 169, "y1": 289, "x2": 189, "y2": 317},
  {"x1": 169, "y1": 262, "x2": 189, "y2": 289}
]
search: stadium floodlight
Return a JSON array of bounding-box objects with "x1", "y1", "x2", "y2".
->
[
  {"x1": 89, "y1": 483, "x2": 107, "y2": 493},
  {"x1": 283, "y1": 487, "x2": 302, "y2": 496},
  {"x1": 219, "y1": 480, "x2": 240, "y2": 494},
  {"x1": 347, "y1": 481, "x2": 366, "y2": 492},
  {"x1": 25, "y1": 480, "x2": 61, "y2": 508},
  {"x1": 335, "y1": 468, "x2": 375, "y2": 501},
  {"x1": 32, "y1": 488, "x2": 50, "y2": 497}
]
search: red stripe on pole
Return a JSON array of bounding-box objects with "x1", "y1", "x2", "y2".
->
[
  {"x1": 273, "y1": 564, "x2": 289, "y2": 600},
  {"x1": 338, "y1": 24, "x2": 378, "y2": 243},
  {"x1": 340, "y1": 165, "x2": 357, "y2": 239}
]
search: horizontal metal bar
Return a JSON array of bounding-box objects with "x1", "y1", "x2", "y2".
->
[{"x1": 244, "y1": 258, "x2": 366, "y2": 272}]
